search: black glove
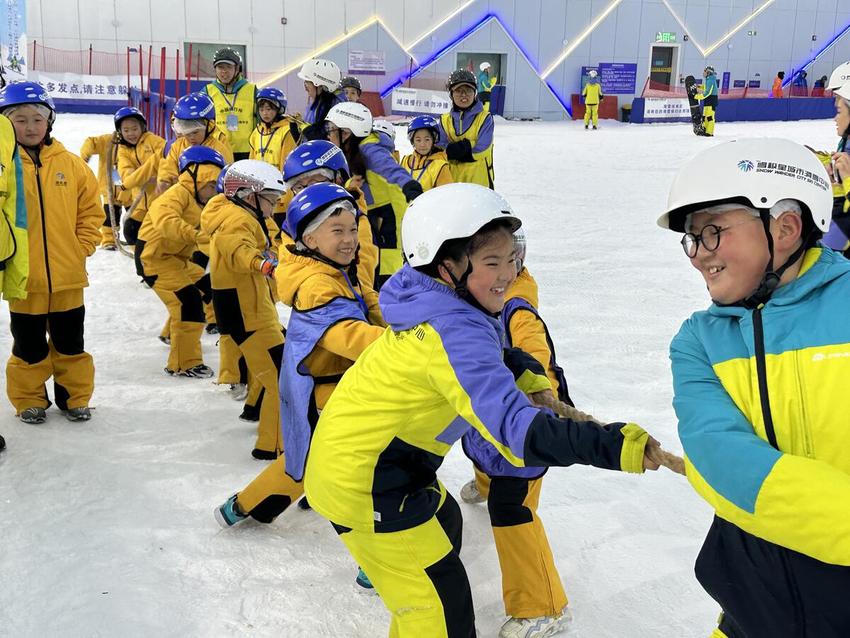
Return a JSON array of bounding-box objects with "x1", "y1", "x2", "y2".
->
[
  {"x1": 446, "y1": 139, "x2": 474, "y2": 162},
  {"x1": 402, "y1": 180, "x2": 424, "y2": 202}
]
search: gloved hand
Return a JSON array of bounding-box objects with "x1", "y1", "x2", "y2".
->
[
  {"x1": 257, "y1": 253, "x2": 278, "y2": 278},
  {"x1": 446, "y1": 139, "x2": 474, "y2": 162},
  {"x1": 402, "y1": 180, "x2": 424, "y2": 202}
]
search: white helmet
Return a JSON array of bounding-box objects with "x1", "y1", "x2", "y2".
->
[
  {"x1": 220, "y1": 159, "x2": 286, "y2": 197},
  {"x1": 479, "y1": 62, "x2": 491, "y2": 71},
  {"x1": 326, "y1": 102, "x2": 373, "y2": 138},
  {"x1": 372, "y1": 119, "x2": 396, "y2": 141},
  {"x1": 402, "y1": 183, "x2": 521, "y2": 268},
  {"x1": 588, "y1": 69, "x2": 598, "y2": 78},
  {"x1": 828, "y1": 61, "x2": 850, "y2": 91},
  {"x1": 658, "y1": 138, "x2": 831, "y2": 233},
  {"x1": 834, "y1": 81, "x2": 850, "y2": 102},
  {"x1": 297, "y1": 58, "x2": 341, "y2": 91}
]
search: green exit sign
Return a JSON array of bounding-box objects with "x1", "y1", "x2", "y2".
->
[{"x1": 656, "y1": 32, "x2": 677, "y2": 43}]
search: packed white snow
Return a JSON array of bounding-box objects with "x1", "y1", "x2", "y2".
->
[{"x1": 0, "y1": 113, "x2": 838, "y2": 637}]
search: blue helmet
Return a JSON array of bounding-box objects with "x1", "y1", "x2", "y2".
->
[
  {"x1": 216, "y1": 164, "x2": 230, "y2": 193},
  {"x1": 173, "y1": 92, "x2": 215, "y2": 121},
  {"x1": 0, "y1": 81, "x2": 56, "y2": 122},
  {"x1": 178, "y1": 146, "x2": 227, "y2": 174},
  {"x1": 282, "y1": 140, "x2": 349, "y2": 183},
  {"x1": 407, "y1": 115, "x2": 440, "y2": 143},
  {"x1": 283, "y1": 182, "x2": 356, "y2": 242},
  {"x1": 114, "y1": 106, "x2": 146, "y2": 131},
  {"x1": 256, "y1": 87, "x2": 287, "y2": 113}
]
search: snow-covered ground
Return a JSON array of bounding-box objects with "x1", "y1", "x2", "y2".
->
[{"x1": 0, "y1": 113, "x2": 838, "y2": 638}]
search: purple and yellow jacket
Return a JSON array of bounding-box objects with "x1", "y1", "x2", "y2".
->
[{"x1": 304, "y1": 265, "x2": 650, "y2": 533}]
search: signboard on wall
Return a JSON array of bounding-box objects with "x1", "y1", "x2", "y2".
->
[
  {"x1": 30, "y1": 71, "x2": 130, "y2": 102},
  {"x1": 348, "y1": 50, "x2": 385, "y2": 74},
  {"x1": 598, "y1": 62, "x2": 637, "y2": 94},
  {"x1": 390, "y1": 87, "x2": 451, "y2": 115},
  {"x1": 1, "y1": 0, "x2": 26, "y2": 82},
  {"x1": 642, "y1": 97, "x2": 691, "y2": 121}
]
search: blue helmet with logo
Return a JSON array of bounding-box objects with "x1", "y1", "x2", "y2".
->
[
  {"x1": 178, "y1": 145, "x2": 227, "y2": 174},
  {"x1": 283, "y1": 182, "x2": 356, "y2": 242},
  {"x1": 282, "y1": 140, "x2": 349, "y2": 183},
  {"x1": 173, "y1": 92, "x2": 215, "y2": 121},
  {"x1": 407, "y1": 115, "x2": 440, "y2": 143},
  {"x1": 114, "y1": 106, "x2": 146, "y2": 131},
  {"x1": 256, "y1": 87, "x2": 287, "y2": 113},
  {"x1": 0, "y1": 81, "x2": 56, "y2": 122}
]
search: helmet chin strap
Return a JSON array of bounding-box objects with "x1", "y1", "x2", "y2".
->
[{"x1": 738, "y1": 209, "x2": 808, "y2": 308}]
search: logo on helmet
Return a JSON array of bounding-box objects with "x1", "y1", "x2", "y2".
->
[
  {"x1": 737, "y1": 160, "x2": 755, "y2": 172},
  {"x1": 416, "y1": 242, "x2": 430, "y2": 260},
  {"x1": 316, "y1": 147, "x2": 340, "y2": 166}
]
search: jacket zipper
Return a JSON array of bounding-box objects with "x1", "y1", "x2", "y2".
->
[
  {"x1": 753, "y1": 307, "x2": 778, "y2": 449},
  {"x1": 34, "y1": 159, "x2": 52, "y2": 293}
]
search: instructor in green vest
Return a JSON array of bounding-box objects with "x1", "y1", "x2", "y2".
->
[{"x1": 204, "y1": 47, "x2": 257, "y2": 160}]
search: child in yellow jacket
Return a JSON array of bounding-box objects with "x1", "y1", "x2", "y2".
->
[
  {"x1": 114, "y1": 106, "x2": 165, "y2": 246},
  {"x1": 156, "y1": 92, "x2": 233, "y2": 194},
  {"x1": 139, "y1": 146, "x2": 226, "y2": 378},
  {"x1": 401, "y1": 115, "x2": 453, "y2": 191},
  {"x1": 1, "y1": 82, "x2": 102, "y2": 424},
  {"x1": 214, "y1": 182, "x2": 385, "y2": 526},
  {"x1": 200, "y1": 160, "x2": 288, "y2": 458},
  {"x1": 80, "y1": 131, "x2": 132, "y2": 249},
  {"x1": 248, "y1": 87, "x2": 298, "y2": 171}
]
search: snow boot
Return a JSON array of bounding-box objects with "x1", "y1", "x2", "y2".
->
[
  {"x1": 460, "y1": 479, "x2": 486, "y2": 504},
  {"x1": 19, "y1": 407, "x2": 47, "y2": 424},
  {"x1": 499, "y1": 608, "x2": 573, "y2": 638},
  {"x1": 215, "y1": 494, "x2": 248, "y2": 528},
  {"x1": 62, "y1": 407, "x2": 92, "y2": 422}
]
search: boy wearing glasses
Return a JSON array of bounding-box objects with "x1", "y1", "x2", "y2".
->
[
  {"x1": 438, "y1": 69, "x2": 495, "y2": 188},
  {"x1": 659, "y1": 138, "x2": 850, "y2": 638}
]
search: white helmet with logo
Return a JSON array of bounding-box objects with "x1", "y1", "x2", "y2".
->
[
  {"x1": 326, "y1": 102, "x2": 373, "y2": 138},
  {"x1": 658, "y1": 138, "x2": 831, "y2": 233},
  {"x1": 479, "y1": 61, "x2": 491, "y2": 71},
  {"x1": 828, "y1": 61, "x2": 850, "y2": 91},
  {"x1": 297, "y1": 58, "x2": 341, "y2": 91},
  {"x1": 402, "y1": 183, "x2": 521, "y2": 268}
]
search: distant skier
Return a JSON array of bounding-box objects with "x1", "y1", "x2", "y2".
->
[
  {"x1": 695, "y1": 66, "x2": 718, "y2": 137},
  {"x1": 582, "y1": 69, "x2": 604, "y2": 130}
]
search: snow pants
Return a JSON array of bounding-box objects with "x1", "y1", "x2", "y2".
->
[
  {"x1": 703, "y1": 105, "x2": 715, "y2": 136},
  {"x1": 584, "y1": 103, "x2": 599, "y2": 127},
  {"x1": 473, "y1": 467, "x2": 568, "y2": 618},
  {"x1": 146, "y1": 261, "x2": 209, "y2": 373},
  {"x1": 334, "y1": 491, "x2": 474, "y2": 638},
  {"x1": 6, "y1": 289, "x2": 94, "y2": 413},
  {"x1": 227, "y1": 326, "x2": 283, "y2": 455},
  {"x1": 100, "y1": 204, "x2": 123, "y2": 247},
  {"x1": 236, "y1": 453, "x2": 303, "y2": 523}
]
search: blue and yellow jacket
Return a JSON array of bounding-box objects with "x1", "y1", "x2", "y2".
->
[
  {"x1": 697, "y1": 73, "x2": 719, "y2": 107},
  {"x1": 304, "y1": 265, "x2": 649, "y2": 532},
  {"x1": 438, "y1": 100, "x2": 495, "y2": 188},
  {"x1": 671, "y1": 248, "x2": 850, "y2": 567},
  {"x1": 360, "y1": 132, "x2": 417, "y2": 279},
  {"x1": 248, "y1": 118, "x2": 298, "y2": 171}
]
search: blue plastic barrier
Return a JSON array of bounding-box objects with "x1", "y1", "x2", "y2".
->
[{"x1": 631, "y1": 97, "x2": 835, "y2": 124}]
